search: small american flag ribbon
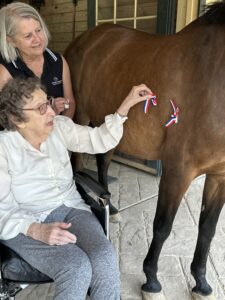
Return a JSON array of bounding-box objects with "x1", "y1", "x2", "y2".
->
[
  {"x1": 144, "y1": 95, "x2": 157, "y2": 113},
  {"x1": 165, "y1": 100, "x2": 179, "y2": 127}
]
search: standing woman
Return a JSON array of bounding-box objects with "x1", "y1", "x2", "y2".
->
[{"x1": 0, "y1": 2, "x2": 75, "y2": 119}]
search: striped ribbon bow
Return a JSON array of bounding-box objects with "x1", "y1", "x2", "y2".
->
[{"x1": 144, "y1": 95, "x2": 157, "y2": 113}]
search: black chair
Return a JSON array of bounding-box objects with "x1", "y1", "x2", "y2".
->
[{"x1": 0, "y1": 171, "x2": 110, "y2": 300}]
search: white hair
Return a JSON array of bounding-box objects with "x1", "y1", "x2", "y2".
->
[{"x1": 0, "y1": 2, "x2": 50, "y2": 62}]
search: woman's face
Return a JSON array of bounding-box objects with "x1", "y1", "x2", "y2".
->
[
  {"x1": 8, "y1": 17, "x2": 46, "y2": 59},
  {"x1": 19, "y1": 88, "x2": 56, "y2": 144}
]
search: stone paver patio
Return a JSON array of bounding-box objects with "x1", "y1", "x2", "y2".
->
[{"x1": 16, "y1": 157, "x2": 225, "y2": 300}]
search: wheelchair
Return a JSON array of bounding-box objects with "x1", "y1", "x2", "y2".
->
[{"x1": 0, "y1": 171, "x2": 110, "y2": 300}]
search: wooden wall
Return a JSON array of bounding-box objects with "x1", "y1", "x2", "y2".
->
[
  {"x1": 40, "y1": 0, "x2": 216, "y2": 54},
  {"x1": 40, "y1": 0, "x2": 88, "y2": 54},
  {"x1": 40, "y1": 0, "x2": 158, "y2": 54}
]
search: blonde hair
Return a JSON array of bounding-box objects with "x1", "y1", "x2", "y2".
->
[{"x1": 0, "y1": 2, "x2": 50, "y2": 62}]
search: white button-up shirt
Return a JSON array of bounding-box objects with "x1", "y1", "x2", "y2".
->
[{"x1": 0, "y1": 113, "x2": 127, "y2": 240}]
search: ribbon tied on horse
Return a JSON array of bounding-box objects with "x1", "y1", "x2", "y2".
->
[
  {"x1": 165, "y1": 100, "x2": 179, "y2": 127},
  {"x1": 142, "y1": 92, "x2": 179, "y2": 128}
]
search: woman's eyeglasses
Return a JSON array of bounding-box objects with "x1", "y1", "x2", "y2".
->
[{"x1": 22, "y1": 101, "x2": 51, "y2": 115}]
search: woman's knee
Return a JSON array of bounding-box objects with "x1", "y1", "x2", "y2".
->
[
  {"x1": 54, "y1": 245, "x2": 92, "y2": 285},
  {"x1": 92, "y1": 241, "x2": 119, "y2": 278}
]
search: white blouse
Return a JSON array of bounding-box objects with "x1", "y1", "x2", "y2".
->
[{"x1": 0, "y1": 113, "x2": 127, "y2": 240}]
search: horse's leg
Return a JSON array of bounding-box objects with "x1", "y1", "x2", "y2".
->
[
  {"x1": 96, "y1": 150, "x2": 119, "y2": 215},
  {"x1": 96, "y1": 150, "x2": 114, "y2": 189},
  {"x1": 142, "y1": 164, "x2": 194, "y2": 297},
  {"x1": 191, "y1": 174, "x2": 225, "y2": 298},
  {"x1": 71, "y1": 105, "x2": 90, "y2": 172}
]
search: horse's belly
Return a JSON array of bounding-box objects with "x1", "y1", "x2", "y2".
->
[
  {"x1": 115, "y1": 113, "x2": 164, "y2": 160},
  {"x1": 116, "y1": 133, "x2": 162, "y2": 160}
]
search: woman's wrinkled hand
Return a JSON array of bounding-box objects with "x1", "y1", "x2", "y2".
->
[
  {"x1": 51, "y1": 97, "x2": 70, "y2": 115},
  {"x1": 27, "y1": 222, "x2": 77, "y2": 246},
  {"x1": 116, "y1": 84, "x2": 154, "y2": 117}
]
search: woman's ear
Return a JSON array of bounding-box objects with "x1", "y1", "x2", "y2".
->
[
  {"x1": 6, "y1": 35, "x2": 16, "y2": 47},
  {"x1": 10, "y1": 115, "x2": 26, "y2": 129},
  {"x1": 17, "y1": 122, "x2": 26, "y2": 129}
]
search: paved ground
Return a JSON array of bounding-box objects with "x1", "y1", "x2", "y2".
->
[{"x1": 16, "y1": 157, "x2": 225, "y2": 300}]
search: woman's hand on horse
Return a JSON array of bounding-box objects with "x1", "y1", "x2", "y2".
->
[
  {"x1": 117, "y1": 84, "x2": 153, "y2": 117},
  {"x1": 27, "y1": 222, "x2": 77, "y2": 246}
]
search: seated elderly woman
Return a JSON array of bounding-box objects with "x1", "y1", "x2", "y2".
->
[{"x1": 0, "y1": 77, "x2": 152, "y2": 300}]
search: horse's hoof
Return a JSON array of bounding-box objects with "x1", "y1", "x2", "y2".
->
[
  {"x1": 142, "y1": 291, "x2": 166, "y2": 300},
  {"x1": 109, "y1": 212, "x2": 121, "y2": 223},
  {"x1": 192, "y1": 292, "x2": 216, "y2": 300}
]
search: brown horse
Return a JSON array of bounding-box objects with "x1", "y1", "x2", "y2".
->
[{"x1": 65, "y1": 2, "x2": 225, "y2": 299}]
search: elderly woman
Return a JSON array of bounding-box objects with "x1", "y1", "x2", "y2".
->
[
  {"x1": 0, "y1": 2, "x2": 75, "y2": 118},
  {"x1": 0, "y1": 77, "x2": 153, "y2": 300}
]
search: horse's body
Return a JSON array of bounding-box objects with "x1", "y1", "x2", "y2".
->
[{"x1": 65, "y1": 2, "x2": 225, "y2": 299}]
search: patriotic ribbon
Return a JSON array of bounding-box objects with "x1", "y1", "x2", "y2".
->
[
  {"x1": 165, "y1": 100, "x2": 179, "y2": 127},
  {"x1": 144, "y1": 95, "x2": 157, "y2": 113}
]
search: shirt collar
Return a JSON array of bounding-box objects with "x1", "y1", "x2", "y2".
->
[
  {"x1": 11, "y1": 48, "x2": 57, "y2": 72},
  {"x1": 9, "y1": 130, "x2": 44, "y2": 153}
]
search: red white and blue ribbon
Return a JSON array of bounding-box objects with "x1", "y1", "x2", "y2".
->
[
  {"x1": 165, "y1": 100, "x2": 179, "y2": 127},
  {"x1": 144, "y1": 95, "x2": 157, "y2": 113}
]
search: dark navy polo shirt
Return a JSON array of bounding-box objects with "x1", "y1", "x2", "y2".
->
[{"x1": 0, "y1": 48, "x2": 64, "y2": 98}]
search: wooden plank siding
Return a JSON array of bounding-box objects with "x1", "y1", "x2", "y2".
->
[
  {"x1": 38, "y1": 0, "x2": 212, "y2": 54},
  {"x1": 39, "y1": 0, "x2": 159, "y2": 53},
  {"x1": 40, "y1": 0, "x2": 88, "y2": 54}
]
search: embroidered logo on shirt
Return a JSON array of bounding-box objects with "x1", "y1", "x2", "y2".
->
[{"x1": 52, "y1": 77, "x2": 62, "y2": 86}]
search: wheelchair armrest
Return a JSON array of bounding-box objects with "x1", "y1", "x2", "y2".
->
[
  {"x1": 75, "y1": 171, "x2": 110, "y2": 202},
  {"x1": 75, "y1": 171, "x2": 110, "y2": 239}
]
